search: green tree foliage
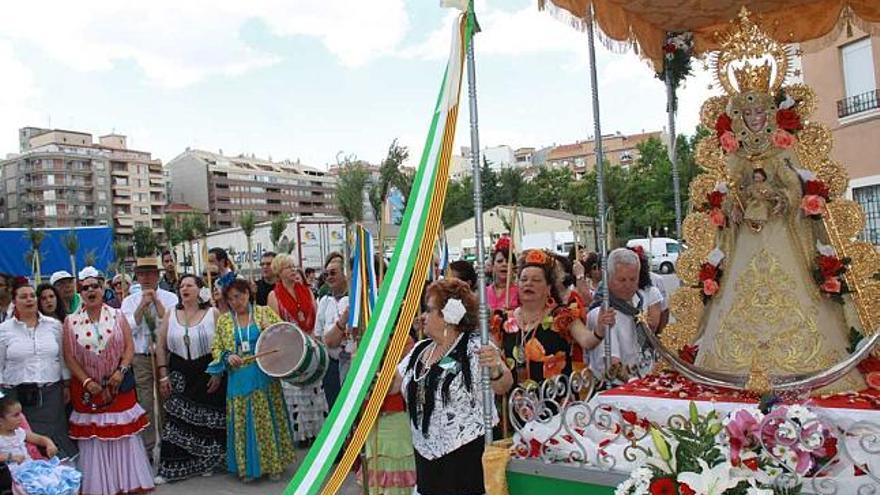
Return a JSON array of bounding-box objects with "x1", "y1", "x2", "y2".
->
[
  {"x1": 335, "y1": 159, "x2": 370, "y2": 225},
  {"x1": 440, "y1": 128, "x2": 708, "y2": 241},
  {"x1": 132, "y1": 226, "x2": 158, "y2": 258},
  {"x1": 270, "y1": 213, "x2": 290, "y2": 250},
  {"x1": 369, "y1": 139, "x2": 410, "y2": 222}
]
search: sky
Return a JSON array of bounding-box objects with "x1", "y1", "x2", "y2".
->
[{"x1": 0, "y1": 0, "x2": 718, "y2": 170}]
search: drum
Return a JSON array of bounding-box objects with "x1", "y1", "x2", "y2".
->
[{"x1": 254, "y1": 322, "x2": 328, "y2": 386}]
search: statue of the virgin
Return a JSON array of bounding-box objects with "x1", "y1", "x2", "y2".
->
[{"x1": 663, "y1": 9, "x2": 880, "y2": 394}]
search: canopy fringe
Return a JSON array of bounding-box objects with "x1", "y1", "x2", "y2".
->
[
  {"x1": 537, "y1": 0, "x2": 639, "y2": 56},
  {"x1": 801, "y1": 7, "x2": 880, "y2": 54}
]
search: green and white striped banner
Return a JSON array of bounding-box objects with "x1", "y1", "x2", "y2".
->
[{"x1": 286, "y1": 6, "x2": 472, "y2": 494}]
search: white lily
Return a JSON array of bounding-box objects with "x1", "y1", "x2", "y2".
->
[
  {"x1": 707, "y1": 248, "x2": 725, "y2": 267},
  {"x1": 677, "y1": 459, "x2": 741, "y2": 495},
  {"x1": 815, "y1": 239, "x2": 836, "y2": 257},
  {"x1": 796, "y1": 168, "x2": 816, "y2": 182},
  {"x1": 779, "y1": 94, "x2": 796, "y2": 110}
]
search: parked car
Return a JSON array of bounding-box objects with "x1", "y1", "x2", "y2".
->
[{"x1": 626, "y1": 237, "x2": 681, "y2": 274}]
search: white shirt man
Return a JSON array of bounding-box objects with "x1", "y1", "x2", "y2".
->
[
  {"x1": 586, "y1": 248, "x2": 661, "y2": 381},
  {"x1": 120, "y1": 264, "x2": 178, "y2": 459}
]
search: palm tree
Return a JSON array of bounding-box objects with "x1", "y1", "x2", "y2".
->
[
  {"x1": 25, "y1": 226, "x2": 46, "y2": 284},
  {"x1": 132, "y1": 226, "x2": 158, "y2": 262},
  {"x1": 162, "y1": 215, "x2": 180, "y2": 254},
  {"x1": 178, "y1": 215, "x2": 197, "y2": 274},
  {"x1": 113, "y1": 241, "x2": 130, "y2": 280},
  {"x1": 84, "y1": 249, "x2": 98, "y2": 268},
  {"x1": 335, "y1": 158, "x2": 370, "y2": 275},
  {"x1": 270, "y1": 213, "x2": 290, "y2": 251},
  {"x1": 62, "y1": 230, "x2": 79, "y2": 279},
  {"x1": 189, "y1": 214, "x2": 208, "y2": 275},
  {"x1": 238, "y1": 211, "x2": 257, "y2": 281}
]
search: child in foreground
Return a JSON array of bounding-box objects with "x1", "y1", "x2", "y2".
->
[{"x1": 0, "y1": 396, "x2": 81, "y2": 495}]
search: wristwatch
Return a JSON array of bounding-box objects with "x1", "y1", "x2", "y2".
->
[{"x1": 117, "y1": 364, "x2": 130, "y2": 375}]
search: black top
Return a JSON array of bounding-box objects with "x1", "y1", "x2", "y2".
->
[
  {"x1": 498, "y1": 306, "x2": 572, "y2": 384},
  {"x1": 255, "y1": 278, "x2": 274, "y2": 306}
]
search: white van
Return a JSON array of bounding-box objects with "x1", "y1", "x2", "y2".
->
[{"x1": 625, "y1": 237, "x2": 681, "y2": 274}]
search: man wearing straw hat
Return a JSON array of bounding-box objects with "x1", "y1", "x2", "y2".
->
[{"x1": 120, "y1": 254, "x2": 178, "y2": 463}]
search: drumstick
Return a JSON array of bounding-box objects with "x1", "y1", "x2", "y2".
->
[{"x1": 243, "y1": 348, "x2": 280, "y2": 363}]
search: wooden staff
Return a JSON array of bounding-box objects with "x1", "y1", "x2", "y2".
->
[{"x1": 504, "y1": 205, "x2": 518, "y2": 310}]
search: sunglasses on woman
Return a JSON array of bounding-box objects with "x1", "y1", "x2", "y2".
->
[{"x1": 80, "y1": 283, "x2": 103, "y2": 292}]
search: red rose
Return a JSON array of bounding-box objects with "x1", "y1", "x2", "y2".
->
[
  {"x1": 821, "y1": 276, "x2": 842, "y2": 294},
  {"x1": 679, "y1": 482, "x2": 697, "y2": 495},
  {"x1": 715, "y1": 113, "x2": 733, "y2": 138},
  {"x1": 816, "y1": 255, "x2": 844, "y2": 278},
  {"x1": 772, "y1": 129, "x2": 796, "y2": 149},
  {"x1": 679, "y1": 344, "x2": 699, "y2": 364},
  {"x1": 699, "y1": 263, "x2": 718, "y2": 281},
  {"x1": 706, "y1": 190, "x2": 725, "y2": 209},
  {"x1": 776, "y1": 108, "x2": 802, "y2": 131},
  {"x1": 820, "y1": 436, "x2": 838, "y2": 459},
  {"x1": 663, "y1": 43, "x2": 676, "y2": 54},
  {"x1": 709, "y1": 207, "x2": 726, "y2": 228},
  {"x1": 743, "y1": 457, "x2": 760, "y2": 471},
  {"x1": 621, "y1": 410, "x2": 639, "y2": 425},
  {"x1": 857, "y1": 356, "x2": 880, "y2": 374},
  {"x1": 719, "y1": 131, "x2": 739, "y2": 153},
  {"x1": 804, "y1": 180, "x2": 830, "y2": 199},
  {"x1": 703, "y1": 278, "x2": 720, "y2": 296},
  {"x1": 801, "y1": 195, "x2": 826, "y2": 216},
  {"x1": 649, "y1": 477, "x2": 677, "y2": 495}
]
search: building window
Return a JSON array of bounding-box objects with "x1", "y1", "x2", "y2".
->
[
  {"x1": 853, "y1": 184, "x2": 880, "y2": 245},
  {"x1": 838, "y1": 38, "x2": 878, "y2": 118},
  {"x1": 98, "y1": 191, "x2": 107, "y2": 201},
  {"x1": 44, "y1": 204, "x2": 56, "y2": 217},
  {"x1": 45, "y1": 174, "x2": 54, "y2": 185},
  {"x1": 95, "y1": 161, "x2": 105, "y2": 171},
  {"x1": 44, "y1": 190, "x2": 55, "y2": 201},
  {"x1": 98, "y1": 206, "x2": 108, "y2": 215},
  {"x1": 97, "y1": 177, "x2": 107, "y2": 186}
]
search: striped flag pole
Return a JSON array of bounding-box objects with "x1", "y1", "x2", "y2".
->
[{"x1": 287, "y1": 5, "x2": 471, "y2": 494}]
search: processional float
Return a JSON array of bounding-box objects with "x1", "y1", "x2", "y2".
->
[{"x1": 284, "y1": 1, "x2": 880, "y2": 494}]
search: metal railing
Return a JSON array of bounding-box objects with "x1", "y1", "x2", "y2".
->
[{"x1": 837, "y1": 89, "x2": 880, "y2": 118}]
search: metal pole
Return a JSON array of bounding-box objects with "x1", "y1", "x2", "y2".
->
[
  {"x1": 465, "y1": 1, "x2": 493, "y2": 447},
  {"x1": 585, "y1": 6, "x2": 612, "y2": 377},
  {"x1": 666, "y1": 66, "x2": 682, "y2": 240}
]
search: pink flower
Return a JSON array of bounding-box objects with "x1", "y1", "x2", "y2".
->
[
  {"x1": 708, "y1": 207, "x2": 726, "y2": 228},
  {"x1": 702, "y1": 279, "x2": 720, "y2": 296},
  {"x1": 772, "y1": 129, "x2": 796, "y2": 149},
  {"x1": 801, "y1": 195, "x2": 826, "y2": 216},
  {"x1": 719, "y1": 131, "x2": 739, "y2": 153},
  {"x1": 726, "y1": 410, "x2": 760, "y2": 466},
  {"x1": 821, "y1": 276, "x2": 842, "y2": 294}
]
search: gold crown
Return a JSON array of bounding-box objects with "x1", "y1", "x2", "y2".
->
[
  {"x1": 732, "y1": 61, "x2": 772, "y2": 93},
  {"x1": 711, "y1": 7, "x2": 792, "y2": 95}
]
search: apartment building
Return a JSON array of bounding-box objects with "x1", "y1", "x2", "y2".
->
[
  {"x1": 802, "y1": 27, "x2": 880, "y2": 246},
  {"x1": 545, "y1": 130, "x2": 663, "y2": 178},
  {"x1": 167, "y1": 149, "x2": 337, "y2": 230},
  {"x1": 1, "y1": 128, "x2": 165, "y2": 237}
]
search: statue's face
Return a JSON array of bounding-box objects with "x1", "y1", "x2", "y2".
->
[{"x1": 742, "y1": 105, "x2": 768, "y2": 132}]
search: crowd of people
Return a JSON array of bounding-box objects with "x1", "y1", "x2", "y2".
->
[{"x1": 0, "y1": 235, "x2": 668, "y2": 495}]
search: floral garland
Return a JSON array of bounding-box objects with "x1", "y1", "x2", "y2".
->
[
  {"x1": 700, "y1": 183, "x2": 729, "y2": 229},
  {"x1": 616, "y1": 402, "x2": 838, "y2": 495},
  {"x1": 714, "y1": 90, "x2": 803, "y2": 155},
  {"x1": 657, "y1": 31, "x2": 694, "y2": 111},
  {"x1": 812, "y1": 241, "x2": 851, "y2": 304}
]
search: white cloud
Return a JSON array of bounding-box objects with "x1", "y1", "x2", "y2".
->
[
  {"x1": 0, "y1": 0, "x2": 409, "y2": 88},
  {"x1": 0, "y1": 41, "x2": 40, "y2": 156}
]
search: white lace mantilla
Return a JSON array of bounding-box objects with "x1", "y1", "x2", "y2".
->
[{"x1": 398, "y1": 334, "x2": 499, "y2": 460}]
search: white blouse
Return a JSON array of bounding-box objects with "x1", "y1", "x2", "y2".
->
[
  {"x1": 167, "y1": 308, "x2": 217, "y2": 360},
  {"x1": 0, "y1": 314, "x2": 69, "y2": 386},
  {"x1": 0, "y1": 428, "x2": 29, "y2": 461},
  {"x1": 398, "y1": 334, "x2": 499, "y2": 460}
]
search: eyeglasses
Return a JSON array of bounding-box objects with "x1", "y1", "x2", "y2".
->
[{"x1": 80, "y1": 283, "x2": 102, "y2": 292}]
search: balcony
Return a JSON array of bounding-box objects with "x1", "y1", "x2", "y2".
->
[{"x1": 837, "y1": 89, "x2": 880, "y2": 119}]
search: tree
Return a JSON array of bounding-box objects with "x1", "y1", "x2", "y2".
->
[
  {"x1": 84, "y1": 249, "x2": 97, "y2": 268},
  {"x1": 25, "y1": 226, "x2": 45, "y2": 284},
  {"x1": 178, "y1": 215, "x2": 196, "y2": 273},
  {"x1": 497, "y1": 167, "x2": 525, "y2": 206},
  {"x1": 335, "y1": 160, "x2": 370, "y2": 225},
  {"x1": 132, "y1": 226, "x2": 158, "y2": 260},
  {"x1": 442, "y1": 175, "x2": 474, "y2": 227},
  {"x1": 163, "y1": 215, "x2": 180, "y2": 252},
  {"x1": 479, "y1": 157, "x2": 500, "y2": 210},
  {"x1": 520, "y1": 166, "x2": 573, "y2": 210},
  {"x1": 270, "y1": 213, "x2": 290, "y2": 251},
  {"x1": 62, "y1": 230, "x2": 79, "y2": 279},
  {"x1": 238, "y1": 211, "x2": 257, "y2": 281},
  {"x1": 190, "y1": 214, "x2": 209, "y2": 275},
  {"x1": 369, "y1": 139, "x2": 410, "y2": 222}
]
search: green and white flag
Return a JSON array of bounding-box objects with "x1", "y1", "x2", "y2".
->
[{"x1": 286, "y1": 3, "x2": 473, "y2": 494}]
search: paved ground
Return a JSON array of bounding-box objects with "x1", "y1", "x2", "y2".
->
[
  {"x1": 157, "y1": 273, "x2": 682, "y2": 495},
  {"x1": 155, "y1": 449, "x2": 362, "y2": 495}
]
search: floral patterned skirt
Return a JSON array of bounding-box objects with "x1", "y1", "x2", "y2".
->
[{"x1": 226, "y1": 380, "x2": 295, "y2": 479}]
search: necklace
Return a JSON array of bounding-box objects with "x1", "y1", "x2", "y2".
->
[
  {"x1": 413, "y1": 334, "x2": 462, "y2": 383},
  {"x1": 180, "y1": 306, "x2": 201, "y2": 359},
  {"x1": 232, "y1": 307, "x2": 254, "y2": 355}
]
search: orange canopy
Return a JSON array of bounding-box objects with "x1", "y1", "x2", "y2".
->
[{"x1": 540, "y1": 0, "x2": 880, "y2": 71}]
